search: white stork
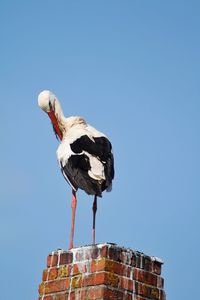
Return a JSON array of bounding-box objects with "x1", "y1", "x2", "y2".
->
[{"x1": 38, "y1": 90, "x2": 114, "y2": 249}]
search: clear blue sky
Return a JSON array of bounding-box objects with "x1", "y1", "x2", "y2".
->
[{"x1": 0, "y1": 1, "x2": 199, "y2": 299}]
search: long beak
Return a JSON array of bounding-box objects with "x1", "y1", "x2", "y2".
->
[{"x1": 47, "y1": 111, "x2": 63, "y2": 141}]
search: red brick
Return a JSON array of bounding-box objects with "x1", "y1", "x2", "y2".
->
[
  {"x1": 83, "y1": 272, "x2": 104, "y2": 287},
  {"x1": 119, "y1": 276, "x2": 134, "y2": 292},
  {"x1": 104, "y1": 272, "x2": 120, "y2": 287},
  {"x1": 49, "y1": 267, "x2": 58, "y2": 280},
  {"x1": 103, "y1": 287, "x2": 125, "y2": 299},
  {"x1": 87, "y1": 286, "x2": 104, "y2": 299},
  {"x1": 71, "y1": 275, "x2": 83, "y2": 288},
  {"x1": 124, "y1": 294, "x2": 136, "y2": 300},
  {"x1": 160, "y1": 289, "x2": 166, "y2": 300},
  {"x1": 63, "y1": 289, "x2": 92, "y2": 300},
  {"x1": 108, "y1": 246, "x2": 121, "y2": 261},
  {"x1": 82, "y1": 271, "x2": 119, "y2": 288},
  {"x1": 78, "y1": 289, "x2": 89, "y2": 300},
  {"x1": 74, "y1": 246, "x2": 99, "y2": 262},
  {"x1": 90, "y1": 258, "x2": 106, "y2": 273},
  {"x1": 39, "y1": 278, "x2": 70, "y2": 295},
  {"x1": 54, "y1": 293, "x2": 68, "y2": 300},
  {"x1": 105, "y1": 259, "x2": 131, "y2": 277},
  {"x1": 134, "y1": 269, "x2": 157, "y2": 286},
  {"x1": 91, "y1": 246, "x2": 100, "y2": 259},
  {"x1": 42, "y1": 269, "x2": 48, "y2": 281},
  {"x1": 120, "y1": 250, "x2": 135, "y2": 265},
  {"x1": 135, "y1": 282, "x2": 160, "y2": 300},
  {"x1": 38, "y1": 282, "x2": 46, "y2": 295},
  {"x1": 47, "y1": 254, "x2": 58, "y2": 267},
  {"x1": 91, "y1": 258, "x2": 132, "y2": 278},
  {"x1": 87, "y1": 286, "x2": 125, "y2": 299},
  {"x1": 43, "y1": 267, "x2": 58, "y2": 281},
  {"x1": 100, "y1": 244, "x2": 109, "y2": 258},
  {"x1": 64, "y1": 291, "x2": 75, "y2": 300},
  {"x1": 57, "y1": 265, "x2": 70, "y2": 278},
  {"x1": 157, "y1": 276, "x2": 164, "y2": 289},
  {"x1": 59, "y1": 252, "x2": 73, "y2": 265},
  {"x1": 73, "y1": 263, "x2": 87, "y2": 275},
  {"x1": 56, "y1": 263, "x2": 84, "y2": 278},
  {"x1": 152, "y1": 261, "x2": 162, "y2": 275},
  {"x1": 144, "y1": 256, "x2": 153, "y2": 272},
  {"x1": 83, "y1": 273, "x2": 100, "y2": 287}
]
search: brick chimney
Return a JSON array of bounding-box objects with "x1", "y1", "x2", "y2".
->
[{"x1": 38, "y1": 243, "x2": 166, "y2": 300}]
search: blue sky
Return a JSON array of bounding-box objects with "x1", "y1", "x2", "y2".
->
[{"x1": 0, "y1": 1, "x2": 200, "y2": 299}]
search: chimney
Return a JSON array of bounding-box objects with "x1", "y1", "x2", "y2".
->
[{"x1": 38, "y1": 243, "x2": 166, "y2": 300}]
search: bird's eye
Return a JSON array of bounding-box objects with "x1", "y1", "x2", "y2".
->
[{"x1": 49, "y1": 100, "x2": 54, "y2": 111}]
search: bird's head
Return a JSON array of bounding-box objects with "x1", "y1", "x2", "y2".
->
[{"x1": 38, "y1": 90, "x2": 63, "y2": 140}]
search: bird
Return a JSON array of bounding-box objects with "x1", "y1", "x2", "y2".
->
[{"x1": 38, "y1": 90, "x2": 114, "y2": 249}]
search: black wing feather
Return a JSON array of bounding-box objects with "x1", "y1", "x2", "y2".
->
[{"x1": 61, "y1": 135, "x2": 114, "y2": 196}]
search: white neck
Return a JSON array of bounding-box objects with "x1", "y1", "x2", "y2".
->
[{"x1": 55, "y1": 99, "x2": 65, "y2": 120}]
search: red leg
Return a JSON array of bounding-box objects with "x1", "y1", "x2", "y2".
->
[
  {"x1": 92, "y1": 195, "x2": 97, "y2": 244},
  {"x1": 69, "y1": 189, "x2": 77, "y2": 249}
]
